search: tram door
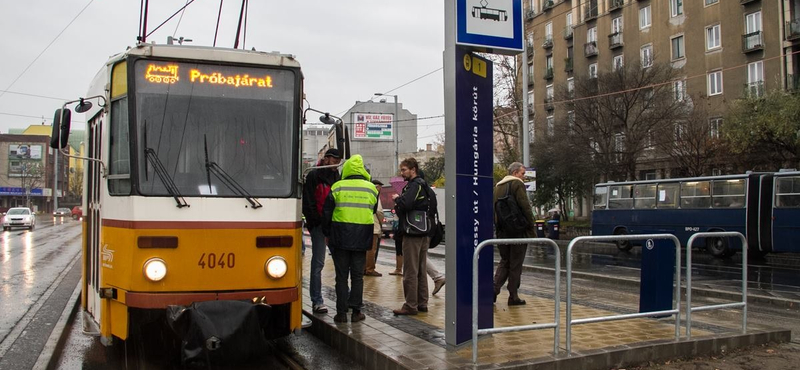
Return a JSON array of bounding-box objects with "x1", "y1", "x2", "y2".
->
[{"x1": 85, "y1": 115, "x2": 103, "y2": 322}]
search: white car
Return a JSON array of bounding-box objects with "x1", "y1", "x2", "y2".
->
[{"x1": 3, "y1": 207, "x2": 36, "y2": 231}]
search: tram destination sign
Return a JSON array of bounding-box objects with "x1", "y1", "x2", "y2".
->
[{"x1": 456, "y1": 0, "x2": 523, "y2": 54}]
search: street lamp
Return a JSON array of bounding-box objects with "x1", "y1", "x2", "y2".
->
[{"x1": 374, "y1": 93, "x2": 399, "y2": 175}]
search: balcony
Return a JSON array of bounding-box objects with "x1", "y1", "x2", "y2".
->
[
  {"x1": 786, "y1": 19, "x2": 800, "y2": 41},
  {"x1": 544, "y1": 97, "x2": 555, "y2": 111},
  {"x1": 527, "y1": 45, "x2": 534, "y2": 57},
  {"x1": 788, "y1": 74, "x2": 800, "y2": 92},
  {"x1": 609, "y1": 0, "x2": 624, "y2": 11},
  {"x1": 544, "y1": 67, "x2": 554, "y2": 80},
  {"x1": 528, "y1": 74, "x2": 535, "y2": 85},
  {"x1": 564, "y1": 26, "x2": 573, "y2": 39},
  {"x1": 565, "y1": 58, "x2": 573, "y2": 72},
  {"x1": 584, "y1": 7, "x2": 598, "y2": 21},
  {"x1": 543, "y1": 36, "x2": 554, "y2": 49},
  {"x1": 526, "y1": 9, "x2": 536, "y2": 20},
  {"x1": 742, "y1": 31, "x2": 764, "y2": 53},
  {"x1": 543, "y1": 0, "x2": 555, "y2": 11},
  {"x1": 584, "y1": 42, "x2": 598, "y2": 57},
  {"x1": 608, "y1": 32, "x2": 623, "y2": 49},
  {"x1": 744, "y1": 81, "x2": 765, "y2": 98},
  {"x1": 740, "y1": 0, "x2": 759, "y2": 4}
]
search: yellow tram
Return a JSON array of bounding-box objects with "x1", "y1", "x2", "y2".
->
[{"x1": 52, "y1": 43, "x2": 318, "y2": 350}]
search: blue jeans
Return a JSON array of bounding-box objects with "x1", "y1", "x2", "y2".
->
[{"x1": 309, "y1": 227, "x2": 327, "y2": 306}]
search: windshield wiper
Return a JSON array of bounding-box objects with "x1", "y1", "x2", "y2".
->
[
  {"x1": 203, "y1": 135, "x2": 262, "y2": 209},
  {"x1": 145, "y1": 148, "x2": 189, "y2": 208}
]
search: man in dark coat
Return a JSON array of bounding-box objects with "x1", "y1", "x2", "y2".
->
[
  {"x1": 302, "y1": 148, "x2": 340, "y2": 314},
  {"x1": 322, "y1": 155, "x2": 379, "y2": 323},
  {"x1": 493, "y1": 162, "x2": 535, "y2": 306}
]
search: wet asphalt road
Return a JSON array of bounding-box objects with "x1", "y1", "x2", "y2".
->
[{"x1": 0, "y1": 215, "x2": 82, "y2": 370}]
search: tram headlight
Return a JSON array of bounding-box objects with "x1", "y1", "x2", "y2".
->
[
  {"x1": 143, "y1": 258, "x2": 167, "y2": 282},
  {"x1": 265, "y1": 256, "x2": 287, "y2": 279}
]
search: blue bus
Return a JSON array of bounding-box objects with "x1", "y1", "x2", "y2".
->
[{"x1": 592, "y1": 171, "x2": 800, "y2": 258}]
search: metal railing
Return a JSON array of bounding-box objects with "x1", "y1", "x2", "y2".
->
[
  {"x1": 786, "y1": 19, "x2": 800, "y2": 40},
  {"x1": 685, "y1": 232, "x2": 748, "y2": 339},
  {"x1": 566, "y1": 234, "x2": 682, "y2": 353},
  {"x1": 742, "y1": 31, "x2": 763, "y2": 52},
  {"x1": 609, "y1": 0, "x2": 624, "y2": 11},
  {"x1": 472, "y1": 238, "x2": 561, "y2": 364},
  {"x1": 585, "y1": 41, "x2": 598, "y2": 57},
  {"x1": 609, "y1": 32, "x2": 623, "y2": 49}
]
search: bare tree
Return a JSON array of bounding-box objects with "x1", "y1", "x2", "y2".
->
[
  {"x1": 654, "y1": 101, "x2": 726, "y2": 177},
  {"x1": 20, "y1": 163, "x2": 44, "y2": 208},
  {"x1": 488, "y1": 55, "x2": 523, "y2": 166},
  {"x1": 566, "y1": 61, "x2": 689, "y2": 181}
]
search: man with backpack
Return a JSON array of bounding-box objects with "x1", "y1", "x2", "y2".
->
[
  {"x1": 392, "y1": 158, "x2": 436, "y2": 315},
  {"x1": 493, "y1": 162, "x2": 535, "y2": 306},
  {"x1": 302, "y1": 148, "x2": 341, "y2": 314}
]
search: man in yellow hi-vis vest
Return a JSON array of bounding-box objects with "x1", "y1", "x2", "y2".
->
[{"x1": 322, "y1": 155, "x2": 379, "y2": 323}]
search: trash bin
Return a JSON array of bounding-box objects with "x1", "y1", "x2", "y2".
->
[
  {"x1": 546, "y1": 219, "x2": 560, "y2": 239},
  {"x1": 534, "y1": 220, "x2": 546, "y2": 237},
  {"x1": 639, "y1": 238, "x2": 675, "y2": 315}
]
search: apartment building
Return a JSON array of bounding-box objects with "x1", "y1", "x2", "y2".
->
[{"x1": 523, "y1": 0, "x2": 800, "y2": 178}]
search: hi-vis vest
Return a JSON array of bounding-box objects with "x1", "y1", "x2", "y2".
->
[{"x1": 330, "y1": 179, "x2": 378, "y2": 225}]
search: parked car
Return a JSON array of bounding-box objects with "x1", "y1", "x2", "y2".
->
[
  {"x1": 54, "y1": 207, "x2": 71, "y2": 217},
  {"x1": 381, "y1": 209, "x2": 398, "y2": 238},
  {"x1": 71, "y1": 206, "x2": 83, "y2": 220},
  {"x1": 3, "y1": 207, "x2": 36, "y2": 231}
]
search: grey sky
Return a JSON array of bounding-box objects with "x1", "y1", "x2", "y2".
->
[{"x1": 0, "y1": 0, "x2": 445, "y2": 148}]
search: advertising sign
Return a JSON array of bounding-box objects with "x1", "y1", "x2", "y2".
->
[
  {"x1": 351, "y1": 113, "x2": 394, "y2": 141},
  {"x1": 457, "y1": 0, "x2": 523, "y2": 54},
  {"x1": 9, "y1": 144, "x2": 43, "y2": 159},
  {"x1": 454, "y1": 47, "x2": 495, "y2": 344}
]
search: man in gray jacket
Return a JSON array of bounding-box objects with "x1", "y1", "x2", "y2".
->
[{"x1": 493, "y1": 162, "x2": 535, "y2": 306}]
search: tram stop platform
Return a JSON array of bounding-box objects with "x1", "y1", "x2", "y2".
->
[{"x1": 300, "y1": 250, "x2": 790, "y2": 370}]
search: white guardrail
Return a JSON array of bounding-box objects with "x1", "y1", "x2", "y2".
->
[{"x1": 472, "y1": 238, "x2": 561, "y2": 365}]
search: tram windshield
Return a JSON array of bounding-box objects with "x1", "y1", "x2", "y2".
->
[{"x1": 133, "y1": 60, "x2": 298, "y2": 198}]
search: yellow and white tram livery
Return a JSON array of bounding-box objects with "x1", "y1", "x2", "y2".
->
[{"x1": 57, "y1": 43, "x2": 306, "y2": 348}]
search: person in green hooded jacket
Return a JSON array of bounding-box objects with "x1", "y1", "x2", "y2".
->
[{"x1": 322, "y1": 155, "x2": 379, "y2": 323}]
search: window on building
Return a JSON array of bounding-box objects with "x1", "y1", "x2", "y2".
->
[
  {"x1": 674, "y1": 123, "x2": 685, "y2": 142},
  {"x1": 671, "y1": 35, "x2": 685, "y2": 60},
  {"x1": 547, "y1": 115, "x2": 555, "y2": 136},
  {"x1": 566, "y1": 12, "x2": 573, "y2": 28},
  {"x1": 546, "y1": 55, "x2": 553, "y2": 70},
  {"x1": 708, "y1": 70, "x2": 723, "y2": 96},
  {"x1": 545, "y1": 22, "x2": 553, "y2": 39},
  {"x1": 673, "y1": 80, "x2": 686, "y2": 102},
  {"x1": 705, "y1": 0, "x2": 719, "y2": 5},
  {"x1": 670, "y1": 0, "x2": 683, "y2": 17},
  {"x1": 589, "y1": 63, "x2": 598, "y2": 78},
  {"x1": 567, "y1": 110, "x2": 575, "y2": 131},
  {"x1": 527, "y1": 90, "x2": 534, "y2": 109},
  {"x1": 567, "y1": 77, "x2": 574, "y2": 95},
  {"x1": 528, "y1": 63, "x2": 534, "y2": 80},
  {"x1": 611, "y1": 16, "x2": 623, "y2": 34},
  {"x1": 587, "y1": 27, "x2": 597, "y2": 42},
  {"x1": 529, "y1": 119, "x2": 535, "y2": 143},
  {"x1": 745, "y1": 11, "x2": 762, "y2": 34},
  {"x1": 613, "y1": 55, "x2": 624, "y2": 71},
  {"x1": 641, "y1": 44, "x2": 653, "y2": 68},
  {"x1": 747, "y1": 61, "x2": 764, "y2": 97},
  {"x1": 706, "y1": 24, "x2": 721, "y2": 50},
  {"x1": 709, "y1": 117, "x2": 722, "y2": 139},
  {"x1": 546, "y1": 84, "x2": 554, "y2": 101},
  {"x1": 639, "y1": 6, "x2": 651, "y2": 29}
]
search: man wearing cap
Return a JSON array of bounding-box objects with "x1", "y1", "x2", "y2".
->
[
  {"x1": 365, "y1": 179, "x2": 385, "y2": 276},
  {"x1": 303, "y1": 148, "x2": 341, "y2": 314}
]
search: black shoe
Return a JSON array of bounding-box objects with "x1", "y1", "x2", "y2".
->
[
  {"x1": 417, "y1": 305, "x2": 428, "y2": 312},
  {"x1": 333, "y1": 313, "x2": 348, "y2": 323},
  {"x1": 493, "y1": 294, "x2": 498, "y2": 303},
  {"x1": 351, "y1": 311, "x2": 366, "y2": 322},
  {"x1": 508, "y1": 298, "x2": 526, "y2": 306}
]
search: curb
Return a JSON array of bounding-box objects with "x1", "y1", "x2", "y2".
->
[{"x1": 32, "y1": 281, "x2": 81, "y2": 370}]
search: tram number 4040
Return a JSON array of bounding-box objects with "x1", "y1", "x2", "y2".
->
[{"x1": 198, "y1": 253, "x2": 236, "y2": 269}]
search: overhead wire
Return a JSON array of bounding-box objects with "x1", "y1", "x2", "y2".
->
[
  {"x1": 0, "y1": 0, "x2": 94, "y2": 102},
  {"x1": 172, "y1": 0, "x2": 192, "y2": 37},
  {"x1": 145, "y1": 0, "x2": 197, "y2": 39},
  {"x1": 213, "y1": 0, "x2": 224, "y2": 47}
]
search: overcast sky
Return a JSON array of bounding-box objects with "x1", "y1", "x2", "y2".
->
[{"x1": 0, "y1": 0, "x2": 446, "y2": 148}]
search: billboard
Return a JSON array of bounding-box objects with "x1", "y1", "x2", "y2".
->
[
  {"x1": 351, "y1": 113, "x2": 394, "y2": 141},
  {"x1": 9, "y1": 144, "x2": 43, "y2": 159},
  {"x1": 8, "y1": 144, "x2": 44, "y2": 178}
]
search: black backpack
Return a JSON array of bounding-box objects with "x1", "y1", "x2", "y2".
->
[
  {"x1": 495, "y1": 182, "x2": 530, "y2": 234},
  {"x1": 412, "y1": 178, "x2": 444, "y2": 248}
]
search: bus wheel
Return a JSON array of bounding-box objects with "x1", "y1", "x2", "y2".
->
[
  {"x1": 706, "y1": 236, "x2": 729, "y2": 258},
  {"x1": 614, "y1": 228, "x2": 632, "y2": 252}
]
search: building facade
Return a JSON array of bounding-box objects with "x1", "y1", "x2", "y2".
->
[
  {"x1": 523, "y1": 0, "x2": 800, "y2": 178},
  {"x1": 342, "y1": 100, "x2": 418, "y2": 184},
  {"x1": 0, "y1": 134, "x2": 68, "y2": 212}
]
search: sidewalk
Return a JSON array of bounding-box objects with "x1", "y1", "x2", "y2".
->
[{"x1": 299, "y1": 249, "x2": 789, "y2": 370}]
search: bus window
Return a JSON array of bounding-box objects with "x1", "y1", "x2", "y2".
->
[
  {"x1": 712, "y1": 179, "x2": 745, "y2": 208},
  {"x1": 594, "y1": 186, "x2": 608, "y2": 209},
  {"x1": 608, "y1": 185, "x2": 633, "y2": 209},
  {"x1": 776, "y1": 176, "x2": 800, "y2": 208},
  {"x1": 657, "y1": 182, "x2": 679, "y2": 209},
  {"x1": 681, "y1": 181, "x2": 711, "y2": 208},
  {"x1": 634, "y1": 184, "x2": 656, "y2": 209}
]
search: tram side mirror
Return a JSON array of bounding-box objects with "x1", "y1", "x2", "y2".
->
[{"x1": 50, "y1": 109, "x2": 71, "y2": 149}]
